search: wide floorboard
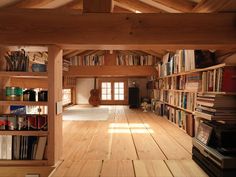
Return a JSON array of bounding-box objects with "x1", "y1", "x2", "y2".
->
[{"x1": 51, "y1": 106, "x2": 207, "y2": 177}]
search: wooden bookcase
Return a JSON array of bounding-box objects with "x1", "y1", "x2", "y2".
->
[
  {"x1": 64, "y1": 51, "x2": 158, "y2": 77},
  {"x1": 154, "y1": 61, "x2": 236, "y2": 137},
  {"x1": 0, "y1": 46, "x2": 62, "y2": 173}
]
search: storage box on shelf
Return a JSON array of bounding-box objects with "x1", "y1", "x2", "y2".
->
[{"x1": 154, "y1": 49, "x2": 236, "y2": 137}]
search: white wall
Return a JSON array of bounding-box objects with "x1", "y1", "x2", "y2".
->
[{"x1": 76, "y1": 78, "x2": 94, "y2": 104}]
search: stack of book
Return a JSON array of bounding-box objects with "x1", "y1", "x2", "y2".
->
[
  {"x1": 195, "y1": 93, "x2": 236, "y2": 121},
  {"x1": 0, "y1": 135, "x2": 47, "y2": 160}
]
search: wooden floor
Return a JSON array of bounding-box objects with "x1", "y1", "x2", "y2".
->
[{"x1": 51, "y1": 106, "x2": 208, "y2": 177}]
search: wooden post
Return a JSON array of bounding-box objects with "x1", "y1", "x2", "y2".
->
[
  {"x1": 47, "y1": 45, "x2": 63, "y2": 165},
  {"x1": 83, "y1": 0, "x2": 113, "y2": 13}
]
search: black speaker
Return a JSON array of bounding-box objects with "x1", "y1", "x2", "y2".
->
[{"x1": 129, "y1": 87, "x2": 139, "y2": 108}]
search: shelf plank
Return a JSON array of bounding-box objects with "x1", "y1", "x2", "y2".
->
[
  {"x1": 0, "y1": 131, "x2": 48, "y2": 136},
  {"x1": 158, "y1": 89, "x2": 236, "y2": 95},
  {"x1": 65, "y1": 66, "x2": 157, "y2": 77},
  {"x1": 0, "y1": 72, "x2": 48, "y2": 78},
  {"x1": 158, "y1": 63, "x2": 236, "y2": 79},
  {"x1": 0, "y1": 160, "x2": 48, "y2": 166},
  {"x1": 0, "y1": 101, "x2": 48, "y2": 106},
  {"x1": 161, "y1": 101, "x2": 194, "y2": 114}
]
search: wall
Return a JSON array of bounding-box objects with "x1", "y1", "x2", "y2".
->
[
  {"x1": 128, "y1": 77, "x2": 149, "y2": 101},
  {"x1": 76, "y1": 78, "x2": 94, "y2": 104}
]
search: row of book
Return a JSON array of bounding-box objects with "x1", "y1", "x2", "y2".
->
[
  {"x1": 158, "y1": 90, "x2": 196, "y2": 111},
  {"x1": 68, "y1": 55, "x2": 105, "y2": 66},
  {"x1": 116, "y1": 55, "x2": 159, "y2": 66},
  {"x1": 156, "y1": 66, "x2": 236, "y2": 93},
  {"x1": 156, "y1": 50, "x2": 215, "y2": 77},
  {"x1": 0, "y1": 135, "x2": 47, "y2": 160},
  {"x1": 155, "y1": 103, "x2": 194, "y2": 137},
  {"x1": 201, "y1": 67, "x2": 236, "y2": 92},
  {"x1": 0, "y1": 114, "x2": 47, "y2": 131},
  {"x1": 195, "y1": 93, "x2": 236, "y2": 121},
  {"x1": 155, "y1": 73, "x2": 201, "y2": 92}
]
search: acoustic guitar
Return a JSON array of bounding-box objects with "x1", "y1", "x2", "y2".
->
[{"x1": 89, "y1": 77, "x2": 100, "y2": 106}]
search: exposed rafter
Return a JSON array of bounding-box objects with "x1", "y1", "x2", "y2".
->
[
  {"x1": 64, "y1": 50, "x2": 86, "y2": 58},
  {"x1": 113, "y1": 5, "x2": 133, "y2": 13},
  {"x1": 114, "y1": 0, "x2": 162, "y2": 13},
  {"x1": 138, "y1": 0, "x2": 181, "y2": 13},
  {"x1": 193, "y1": 0, "x2": 235, "y2": 12},
  {"x1": 4, "y1": 0, "x2": 55, "y2": 8},
  {"x1": 56, "y1": 0, "x2": 82, "y2": 9},
  {"x1": 152, "y1": 0, "x2": 197, "y2": 12}
]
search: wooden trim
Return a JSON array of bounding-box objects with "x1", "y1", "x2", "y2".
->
[
  {"x1": 0, "y1": 160, "x2": 48, "y2": 166},
  {"x1": 10, "y1": 77, "x2": 48, "y2": 89},
  {"x1": 66, "y1": 66, "x2": 157, "y2": 77},
  {"x1": 0, "y1": 72, "x2": 48, "y2": 78},
  {"x1": 0, "y1": 101, "x2": 48, "y2": 106},
  {"x1": 0, "y1": 131, "x2": 48, "y2": 136},
  {"x1": 47, "y1": 45, "x2": 63, "y2": 166},
  {"x1": 0, "y1": 10, "x2": 235, "y2": 49}
]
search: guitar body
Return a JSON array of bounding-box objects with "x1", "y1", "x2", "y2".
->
[{"x1": 89, "y1": 78, "x2": 101, "y2": 106}]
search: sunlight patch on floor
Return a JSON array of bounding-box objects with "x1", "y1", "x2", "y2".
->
[{"x1": 108, "y1": 123, "x2": 153, "y2": 134}]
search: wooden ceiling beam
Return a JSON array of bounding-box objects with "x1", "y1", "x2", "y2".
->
[
  {"x1": 152, "y1": 0, "x2": 197, "y2": 12},
  {"x1": 114, "y1": 0, "x2": 162, "y2": 13},
  {"x1": 0, "y1": 10, "x2": 235, "y2": 50},
  {"x1": 83, "y1": 0, "x2": 113, "y2": 13}
]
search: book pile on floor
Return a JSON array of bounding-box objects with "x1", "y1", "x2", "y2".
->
[
  {"x1": 195, "y1": 93, "x2": 236, "y2": 121},
  {"x1": 0, "y1": 135, "x2": 47, "y2": 160}
]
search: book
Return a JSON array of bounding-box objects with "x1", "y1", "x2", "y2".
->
[
  {"x1": 0, "y1": 115, "x2": 7, "y2": 130},
  {"x1": 35, "y1": 137, "x2": 47, "y2": 160},
  {"x1": 28, "y1": 115, "x2": 38, "y2": 130},
  {"x1": 7, "y1": 115, "x2": 17, "y2": 130},
  {"x1": 196, "y1": 122, "x2": 213, "y2": 145},
  {"x1": 18, "y1": 115, "x2": 28, "y2": 130},
  {"x1": 37, "y1": 115, "x2": 48, "y2": 131}
]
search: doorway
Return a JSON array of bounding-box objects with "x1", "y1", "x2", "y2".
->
[{"x1": 98, "y1": 78, "x2": 128, "y2": 105}]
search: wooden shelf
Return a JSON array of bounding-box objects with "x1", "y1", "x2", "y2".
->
[
  {"x1": 158, "y1": 63, "x2": 236, "y2": 79},
  {"x1": 0, "y1": 160, "x2": 48, "y2": 166},
  {"x1": 0, "y1": 72, "x2": 48, "y2": 78},
  {"x1": 161, "y1": 101, "x2": 194, "y2": 114},
  {"x1": 160, "y1": 88, "x2": 198, "y2": 93},
  {"x1": 157, "y1": 89, "x2": 236, "y2": 95},
  {"x1": 0, "y1": 101, "x2": 48, "y2": 106},
  {"x1": 0, "y1": 131, "x2": 48, "y2": 136},
  {"x1": 65, "y1": 65, "x2": 157, "y2": 77}
]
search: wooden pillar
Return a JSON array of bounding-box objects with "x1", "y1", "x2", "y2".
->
[
  {"x1": 47, "y1": 45, "x2": 63, "y2": 165},
  {"x1": 83, "y1": 0, "x2": 113, "y2": 13}
]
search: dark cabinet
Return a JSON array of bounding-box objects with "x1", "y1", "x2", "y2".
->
[{"x1": 129, "y1": 87, "x2": 139, "y2": 108}]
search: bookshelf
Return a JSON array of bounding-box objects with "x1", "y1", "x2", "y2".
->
[
  {"x1": 154, "y1": 50, "x2": 236, "y2": 137},
  {"x1": 0, "y1": 46, "x2": 62, "y2": 170}
]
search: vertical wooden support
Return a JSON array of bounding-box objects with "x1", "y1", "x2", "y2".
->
[
  {"x1": 0, "y1": 47, "x2": 10, "y2": 113},
  {"x1": 47, "y1": 45, "x2": 63, "y2": 165},
  {"x1": 83, "y1": 0, "x2": 113, "y2": 13}
]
